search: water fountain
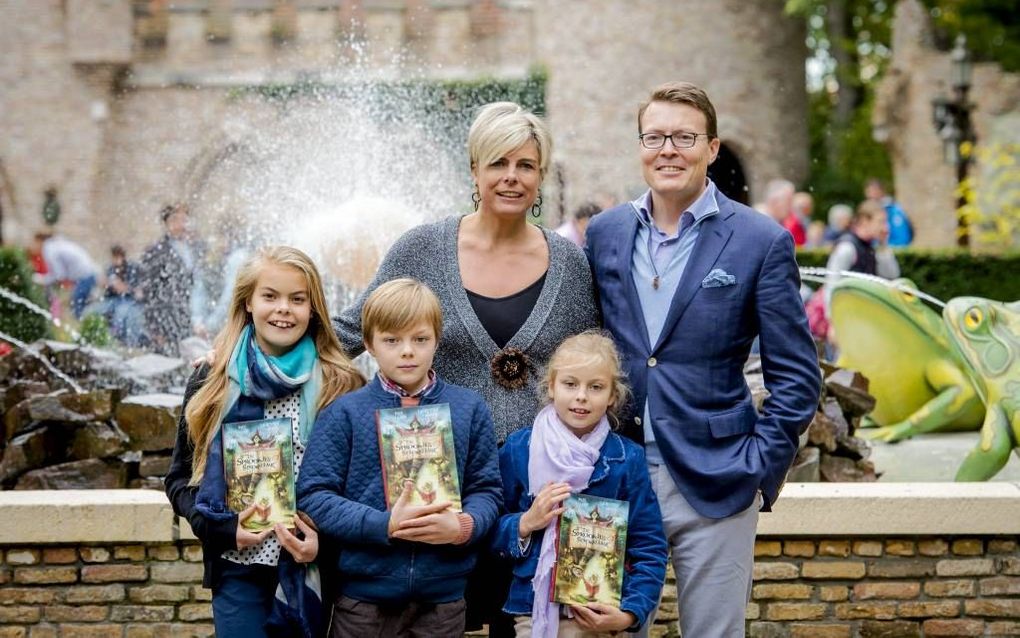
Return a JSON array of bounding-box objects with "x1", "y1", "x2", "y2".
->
[{"x1": 0, "y1": 47, "x2": 545, "y2": 489}]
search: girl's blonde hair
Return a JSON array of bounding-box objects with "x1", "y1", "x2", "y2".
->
[
  {"x1": 540, "y1": 330, "x2": 631, "y2": 427},
  {"x1": 185, "y1": 245, "x2": 364, "y2": 484}
]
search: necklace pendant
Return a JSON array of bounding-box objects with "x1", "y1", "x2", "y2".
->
[{"x1": 652, "y1": 275, "x2": 660, "y2": 290}]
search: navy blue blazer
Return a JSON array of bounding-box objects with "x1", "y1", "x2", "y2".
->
[{"x1": 585, "y1": 191, "x2": 820, "y2": 519}]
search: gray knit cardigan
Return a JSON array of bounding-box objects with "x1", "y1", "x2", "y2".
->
[{"x1": 333, "y1": 214, "x2": 599, "y2": 443}]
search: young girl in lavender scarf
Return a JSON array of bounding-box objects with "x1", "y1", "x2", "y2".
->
[
  {"x1": 165, "y1": 246, "x2": 364, "y2": 638},
  {"x1": 493, "y1": 331, "x2": 668, "y2": 637}
]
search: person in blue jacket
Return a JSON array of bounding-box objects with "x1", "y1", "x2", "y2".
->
[
  {"x1": 297, "y1": 278, "x2": 502, "y2": 637},
  {"x1": 493, "y1": 331, "x2": 667, "y2": 637}
]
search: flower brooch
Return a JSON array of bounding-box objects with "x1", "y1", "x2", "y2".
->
[{"x1": 490, "y1": 347, "x2": 531, "y2": 390}]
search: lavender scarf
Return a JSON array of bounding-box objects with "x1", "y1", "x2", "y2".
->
[{"x1": 528, "y1": 404, "x2": 611, "y2": 638}]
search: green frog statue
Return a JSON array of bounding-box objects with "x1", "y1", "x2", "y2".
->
[
  {"x1": 828, "y1": 277, "x2": 984, "y2": 443},
  {"x1": 942, "y1": 298, "x2": 1020, "y2": 481}
]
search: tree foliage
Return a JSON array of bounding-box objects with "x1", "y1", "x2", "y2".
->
[
  {"x1": 786, "y1": 0, "x2": 895, "y2": 218},
  {"x1": 922, "y1": 0, "x2": 1020, "y2": 71},
  {"x1": 787, "y1": 0, "x2": 1018, "y2": 221},
  {"x1": 0, "y1": 247, "x2": 50, "y2": 343}
]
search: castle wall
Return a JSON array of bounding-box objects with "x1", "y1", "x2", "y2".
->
[
  {"x1": 0, "y1": 0, "x2": 809, "y2": 258},
  {"x1": 535, "y1": 0, "x2": 809, "y2": 210}
]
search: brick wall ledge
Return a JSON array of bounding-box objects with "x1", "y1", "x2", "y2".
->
[
  {"x1": 0, "y1": 482, "x2": 1017, "y2": 545},
  {"x1": 760, "y1": 483, "x2": 1020, "y2": 536},
  {"x1": 0, "y1": 490, "x2": 176, "y2": 544}
]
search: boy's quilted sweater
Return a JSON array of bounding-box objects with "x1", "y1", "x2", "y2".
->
[{"x1": 296, "y1": 375, "x2": 502, "y2": 604}]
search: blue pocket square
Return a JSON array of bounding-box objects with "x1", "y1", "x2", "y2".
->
[{"x1": 701, "y1": 268, "x2": 737, "y2": 288}]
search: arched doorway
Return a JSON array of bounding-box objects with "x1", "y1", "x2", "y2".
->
[{"x1": 708, "y1": 144, "x2": 749, "y2": 205}]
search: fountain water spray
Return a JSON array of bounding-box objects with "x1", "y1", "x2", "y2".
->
[
  {"x1": 798, "y1": 267, "x2": 947, "y2": 309},
  {"x1": 0, "y1": 285, "x2": 83, "y2": 342},
  {"x1": 184, "y1": 53, "x2": 478, "y2": 312},
  {"x1": 0, "y1": 329, "x2": 85, "y2": 394}
]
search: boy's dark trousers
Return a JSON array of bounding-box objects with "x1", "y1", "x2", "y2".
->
[{"x1": 329, "y1": 596, "x2": 465, "y2": 638}]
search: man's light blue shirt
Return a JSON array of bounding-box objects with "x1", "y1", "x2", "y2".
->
[{"x1": 631, "y1": 180, "x2": 720, "y2": 464}]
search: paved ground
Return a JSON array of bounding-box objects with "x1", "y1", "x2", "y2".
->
[{"x1": 869, "y1": 431, "x2": 1020, "y2": 482}]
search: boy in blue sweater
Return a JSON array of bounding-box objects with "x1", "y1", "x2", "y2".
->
[{"x1": 297, "y1": 278, "x2": 502, "y2": 637}]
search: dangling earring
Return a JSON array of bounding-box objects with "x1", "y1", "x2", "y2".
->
[
  {"x1": 531, "y1": 194, "x2": 543, "y2": 218},
  {"x1": 471, "y1": 186, "x2": 481, "y2": 212}
]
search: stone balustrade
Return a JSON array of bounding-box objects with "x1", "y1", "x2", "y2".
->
[{"x1": 0, "y1": 483, "x2": 1017, "y2": 637}]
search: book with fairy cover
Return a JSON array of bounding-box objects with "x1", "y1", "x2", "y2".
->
[
  {"x1": 222, "y1": 417, "x2": 296, "y2": 531},
  {"x1": 551, "y1": 493, "x2": 629, "y2": 608},
  {"x1": 376, "y1": 403, "x2": 461, "y2": 512}
]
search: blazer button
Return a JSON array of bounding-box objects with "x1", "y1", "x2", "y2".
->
[
  {"x1": 634, "y1": 416, "x2": 642, "y2": 425},
  {"x1": 647, "y1": 357, "x2": 657, "y2": 367}
]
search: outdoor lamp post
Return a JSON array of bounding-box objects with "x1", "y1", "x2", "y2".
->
[{"x1": 931, "y1": 35, "x2": 975, "y2": 248}]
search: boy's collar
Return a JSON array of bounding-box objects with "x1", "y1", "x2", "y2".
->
[{"x1": 377, "y1": 369, "x2": 437, "y2": 400}]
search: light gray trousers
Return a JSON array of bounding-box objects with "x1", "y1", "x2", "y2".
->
[{"x1": 637, "y1": 464, "x2": 760, "y2": 638}]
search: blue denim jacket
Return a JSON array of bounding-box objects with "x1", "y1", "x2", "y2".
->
[{"x1": 492, "y1": 427, "x2": 668, "y2": 630}]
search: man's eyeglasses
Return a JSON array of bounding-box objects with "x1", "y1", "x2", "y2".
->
[{"x1": 639, "y1": 132, "x2": 713, "y2": 150}]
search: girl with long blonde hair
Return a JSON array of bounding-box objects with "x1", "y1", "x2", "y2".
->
[{"x1": 166, "y1": 245, "x2": 363, "y2": 638}]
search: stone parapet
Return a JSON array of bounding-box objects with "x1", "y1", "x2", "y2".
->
[
  {"x1": 0, "y1": 484, "x2": 1016, "y2": 634},
  {"x1": 0, "y1": 490, "x2": 175, "y2": 544},
  {"x1": 760, "y1": 482, "x2": 1020, "y2": 536}
]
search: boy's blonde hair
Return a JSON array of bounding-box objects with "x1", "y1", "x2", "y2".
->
[
  {"x1": 362, "y1": 278, "x2": 444, "y2": 343},
  {"x1": 540, "y1": 330, "x2": 631, "y2": 427}
]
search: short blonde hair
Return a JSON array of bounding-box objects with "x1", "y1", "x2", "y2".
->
[
  {"x1": 468, "y1": 102, "x2": 552, "y2": 178},
  {"x1": 362, "y1": 278, "x2": 443, "y2": 343},
  {"x1": 540, "y1": 330, "x2": 631, "y2": 428}
]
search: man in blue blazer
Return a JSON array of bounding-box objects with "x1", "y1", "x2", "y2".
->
[{"x1": 586, "y1": 82, "x2": 820, "y2": 637}]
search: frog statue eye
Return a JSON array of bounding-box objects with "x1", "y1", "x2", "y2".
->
[{"x1": 963, "y1": 307, "x2": 984, "y2": 332}]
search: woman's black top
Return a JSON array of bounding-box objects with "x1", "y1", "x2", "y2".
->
[{"x1": 466, "y1": 273, "x2": 547, "y2": 349}]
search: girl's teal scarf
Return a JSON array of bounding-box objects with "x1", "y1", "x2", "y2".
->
[
  {"x1": 223, "y1": 323, "x2": 321, "y2": 444},
  {"x1": 195, "y1": 324, "x2": 321, "y2": 521}
]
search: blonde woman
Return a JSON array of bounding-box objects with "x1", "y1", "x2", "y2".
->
[
  {"x1": 335, "y1": 101, "x2": 598, "y2": 445},
  {"x1": 166, "y1": 246, "x2": 363, "y2": 638},
  {"x1": 333, "y1": 102, "x2": 599, "y2": 635}
]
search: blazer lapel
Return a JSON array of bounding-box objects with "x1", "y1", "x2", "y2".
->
[
  {"x1": 651, "y1": 205, "x2": 735, "y2": 353},
  {"x1": 617, "y1": 210, "x2": 652, "y2": 353}
]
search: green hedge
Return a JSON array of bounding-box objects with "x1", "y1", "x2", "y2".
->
[
  {"x1": 797, "y1": 249, "x2": 1020, "y2": 303},
  {"x1": 0, "y1": 246, "x2": 51, "y2": 343}
]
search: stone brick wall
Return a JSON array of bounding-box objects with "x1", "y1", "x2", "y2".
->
[
  {"x1": 0, "y1": 486, "x2": 1018, "y2": 636},
  {"x1": 0, "y1": 535, "x2": 1017, "y2": 636},
  {"x1": 736, "y1": 536, "x2": 1020, "y2": 638},
  {"x1": 0, "y1": 541, "x2": 211, "y2": 637}
]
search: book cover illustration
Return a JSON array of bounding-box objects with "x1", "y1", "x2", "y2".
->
[
  {"x1": 222, "y1": 416, "x2": 296, "y2": 531},
  {"x1": 552, "y1": 493, "x2": 629, "y2": 608},
  {"x1": 376, "y1": 403, "x2": 461, "y2": 512}
]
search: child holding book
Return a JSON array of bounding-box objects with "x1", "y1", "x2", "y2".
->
[
  {"x1": 494, "y1": 331, "x2": 668, "y2": 637},
  {"x1": 165, "y1": 246, "x2": 364, "y2": 638},
  {"x1": 297, "y1": 278, "x2": 502, "y2": 637}
]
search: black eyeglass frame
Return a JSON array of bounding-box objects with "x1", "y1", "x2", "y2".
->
[{"x1": 638, "y1": 132, "x2": 715, "y2": 150}]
